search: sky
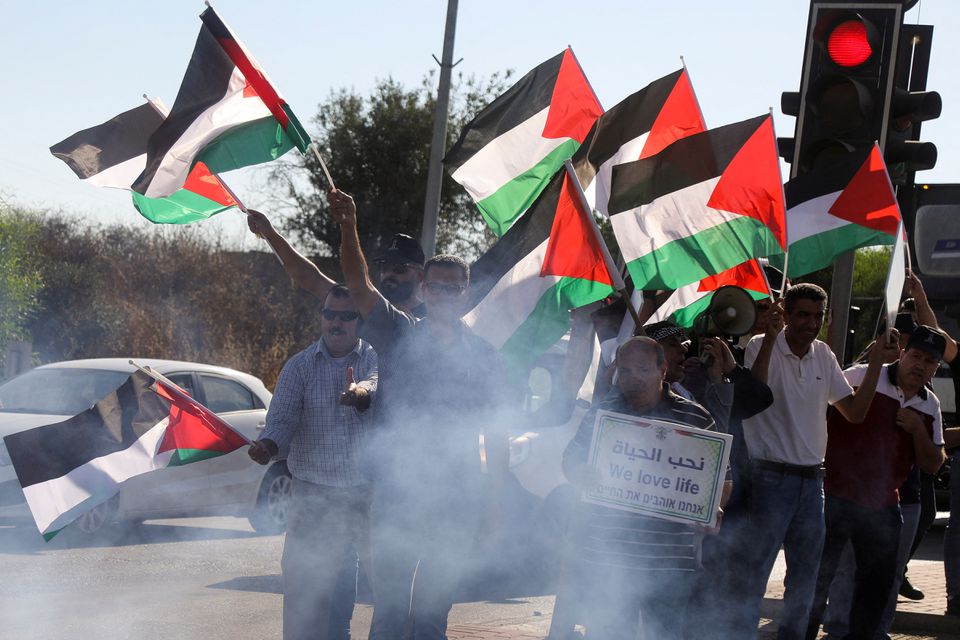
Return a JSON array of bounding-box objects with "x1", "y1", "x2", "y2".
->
[{"x1": 2, "y1": 0, "x2": 958, "y2": 252}]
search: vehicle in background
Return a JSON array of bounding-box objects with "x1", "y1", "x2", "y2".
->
[
  {"x1": 932, "y1": 361, "x2": 956, "y2": 512},
  {"x1": 0, "y1": 358, "x2": 291, "y2": 535}
]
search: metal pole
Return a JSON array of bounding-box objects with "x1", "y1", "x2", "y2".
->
[
  {"x1": 420, "y1": 0, "x2": 459, "y2": 259},
  {"x1": 828, "y1": 251, "x2": 856, "y2": 364}
]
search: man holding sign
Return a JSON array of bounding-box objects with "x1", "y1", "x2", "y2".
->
[{"x1": 562, "y1": 336, "x2": 721, "y2": 640}]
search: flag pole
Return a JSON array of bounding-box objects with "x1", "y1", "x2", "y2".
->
[
  {"x1": 768, "y1": 108, "x2": 790, "y2": 297},
  {"x1": 562, "y1": 159, "x2": 643, "y2": 333},
  {"x1": 129, "y1": 360, "x2": 253, "y2": 445},
  {"x1": 309, "y1": 142, "x2": 337, "y2": 191},
  {"x1": 142, "y1": 94, "x2": 248, "y2": 213}
]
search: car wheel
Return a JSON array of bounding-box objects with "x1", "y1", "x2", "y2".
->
[
  {"x1": 75, "y1": 495, "x2": 119, "y2": 535},
  {"x1": 249, "y1": 462, "x2": 292, "y2": 534}
]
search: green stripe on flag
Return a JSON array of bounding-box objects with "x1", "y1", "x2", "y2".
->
[
  {"x1": 280, "y1": 103, "x2": 312, "y2": 153},
  {"x1": 197, "y1": 115, "x2": 296, "y2": 175},
  {"x1": 779, "y1": 224, "x2": 895, "y2": 278},
  {"x1": 625, "y1": 218, "x2": 783, "y2": 291},
  {"x1": 500, "y1": 276, "x2": 613, "y2": 373},
  {"x1": 167, "y1": 449, "x2": 230, "y2": 467},
  {"x1": 131, "y1": 189, "x2": 236, "y2": 224},
  {"x1": 476, "y1": 139, "x2": 581, "y2": 236}
]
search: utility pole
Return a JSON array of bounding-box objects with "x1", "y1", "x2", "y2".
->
[{"x1": 420, "y1": 0, "x2": 459, "y2": 259}]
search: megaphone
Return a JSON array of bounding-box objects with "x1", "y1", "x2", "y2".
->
[{"x1": 691, "y1": 285, "x2": 758, "y2": 338}]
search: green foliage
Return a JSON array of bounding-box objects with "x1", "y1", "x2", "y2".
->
[
  {"x1": 271, "y1": 72, "x2": 511, "y2": 261},
  {"x1": 0, "y1": 202, "x2": 42, "y2": 348}
]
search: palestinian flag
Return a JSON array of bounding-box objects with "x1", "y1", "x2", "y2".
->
[
  {"x1": 571, "y1": 68, "x2": 706, "y2": 217},
  {"x1": 780, "y1": 143, "x2": 899, "y2": 277},
  {"x1": 646, "y1": 259, "x2": 771, "y2": 328},
  {"x1": 50, "y1": 103, "x2": 239, "y2": 224},
  {"x1": 465, "y1": 169, "x2": 615, "y2": 373},
  {"x1": 133, "y1": 6, "x2": 310, "y2": 198},
  {"x1": 444, "y1": 48, "x2": 602, "y2": 236},
  {"x1": 607, "y1": 114, "x2": 787, "y2": 290},
  {"x1": 3, "y1": 370, "x2": 248, "y2": 538}
]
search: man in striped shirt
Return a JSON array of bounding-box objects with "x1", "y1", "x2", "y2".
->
[
  {"x1": 248, "y1": 284, "x2": 378, "y2": 640},
  {"x1": 563, "y1": 336, "x2": 716, "y2": 639}
]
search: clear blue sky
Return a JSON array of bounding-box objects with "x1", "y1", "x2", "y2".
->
[{"x1": 2, "y1": 1, "x2": 958, "y2": 250}]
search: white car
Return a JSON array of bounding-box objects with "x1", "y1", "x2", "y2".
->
[{"x1": 0, "y1": 358, "x2": 291, "y2": 535}]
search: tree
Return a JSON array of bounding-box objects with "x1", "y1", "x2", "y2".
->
[
  {"x1": 271, "y1": 72, "x2": 512, "y2": 261},
  {"x1": 0, "y1": 201, "x2": 42, "y2": 352}
]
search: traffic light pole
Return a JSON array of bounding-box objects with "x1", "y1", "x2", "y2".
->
[{"x1": 828, "y1": 252, "x2": 856, "y2": 364}]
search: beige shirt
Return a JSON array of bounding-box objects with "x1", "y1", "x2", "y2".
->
[{"x1": 742, "y1": 331, "x2": 853, "y2": 466}]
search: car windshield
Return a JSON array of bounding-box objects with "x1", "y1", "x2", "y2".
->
[{"x1": 0, "y1": 368, "x2": 131, "y2": 415}]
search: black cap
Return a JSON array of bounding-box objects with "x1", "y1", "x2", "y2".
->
[
  {"x1": 905, "y1": 325, "x2": 946, "y2": 359},
  {"x1": 645, "y1": 320, "x2": 687, "y2": 343},
  {"x1": 373, "y1": 234, "x2": 425, "y2": 267}
]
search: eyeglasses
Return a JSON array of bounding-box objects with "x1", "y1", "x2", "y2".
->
[
  {"x1": 424, "y1": 282, "x2": 466, "y2": 296},
  {"x1": 321, "y1": 309, "x2": 360, "y2": 321}
]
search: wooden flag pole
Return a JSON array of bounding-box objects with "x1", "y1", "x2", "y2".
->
[
  {"x1": 310, "y1": 142, "x2": 337, "y2": 192},
  {"x1": 561, "y1": 159, "x2": 644, "y2": 333},
  {"x1": 768, "y1": 107, "x2": 790, "y2": 299}
]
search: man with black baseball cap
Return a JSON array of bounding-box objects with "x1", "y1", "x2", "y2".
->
[
  {"x1": 246, "y1": 211, "x2": 426, "y2": 316},
  {"x1": 806, "y1": 325, "x2": 947, "y2": 639}
]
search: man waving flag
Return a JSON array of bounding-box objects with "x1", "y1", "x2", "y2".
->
[{"x1": 133, "y1": 6, "x2": 311, "y2": 198}]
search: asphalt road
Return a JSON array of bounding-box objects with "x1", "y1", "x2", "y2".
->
[{"x1": 0, "y1": 516, "x2": 553, "y2": 640}]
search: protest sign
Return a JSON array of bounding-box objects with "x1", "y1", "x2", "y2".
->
[{"x1": 583, "y1": 410, "x2": 732, "y2": 527}]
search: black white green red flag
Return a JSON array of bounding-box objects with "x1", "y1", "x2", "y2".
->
[
  {"x1": 779, "y1": 143, "x2": 900, "y2": 277},
  {"x1": 465, "y1": 169, "x2": 615, "y2": 373},
  {"x1": 133, "y1": 6, "x2": 311, "y2": 198},
  {"x1": 571, "y1": 68, "x2": 706, "y2": 217},
  {"x1": 607, "y1": 114, "x2": 787, "y2": 290},
  {"x1": 3, "y1": 370, "x2": 249, "y2": 539},
  {"x1": 444, "y1": 48, "x2": 602, "y2": 236},
  {"x1": 50, "y1": 103, "x2": 239, "y2": 224}
]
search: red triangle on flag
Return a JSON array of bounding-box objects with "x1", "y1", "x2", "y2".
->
[
  {"x1": 183, "y1": 162, "x2": 237, "y2": 207},
  {"x1": 155, "y1": 382, "x2": 248, "y2": 455},
  {"x1": 540, "y1": 172, "x2": 614, "y2": 286},
  {"x1": 542, "y1": 49, "x2": 603, "y2": 143},
  {"x1": 639, "y1": 69, "x2": 706, "y2": 160},
  {"x1": 697, "y1": 259, "x2": 769, "y2": 294},
  {"x1": 705, "y1": 116, "x2": 787, "y2": 249},
  {"x1": 828, "y1": 145, "x2": 900, "y2": 236}
]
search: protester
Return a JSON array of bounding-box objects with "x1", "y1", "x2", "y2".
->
[
  {"x1": 562, "y1": 336, "x2": 718, "y2": 639},
  {"x1": 742, "y1": 283, "x2": 900, "y2": 640},
  {"x1": 327, "y1": 188, "x2": 514, "y2": 640},
  {"x1": 247, "y1": 209, "x2": 426, "y2": 315},
  {"x1": 248, "y1": 285, "x2": 378, "y2": 640},
  {"x1": 805, "y1": 326, "x2": 947, "y2": 640}
]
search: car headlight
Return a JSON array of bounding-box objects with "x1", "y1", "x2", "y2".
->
[
  {"x1": 509, "y1": 434, "x2": 534, "y2": 468},
  {"x1": 0, "y1": 441, "x2": 10, "y2": 467}
]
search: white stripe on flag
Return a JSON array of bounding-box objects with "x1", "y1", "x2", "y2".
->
[
  {"x1": 144, "y1": 67, "x2": 271, "y2": 198},
  {"x1": 464, "y1": 238, "x2": 560, "y2": 350},
  {"x1": 610, "y1": 177, "x2": 745, "y2": 264},
  {"x1": 22, "y1": 418, "x2": 173, "y2": 534},
  {"x1": 451, "y1": 107, "x2": 568, "y2": 202},
  {"x1": 786, "y1": 191, "x2": 846, "y2": 244},
  {"x1": 583, "y1": 132, "x2": 649, "y2": 217},
  {"x1": 84, "y1": 154, "x2": 147, "y2": 189}
]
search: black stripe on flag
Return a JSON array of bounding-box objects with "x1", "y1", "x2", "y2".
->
[
  {"x1": 468, "y1": 169, "x2": 563, "y2": 305},
  {"x1": 3, "y1": 371, "x2": 169, "y2": 488},
  {"x1": 571, "y1": 70, "x2": 683, "y2": 183},
  {"x1": 132, "y1": 26, "x2": 235, "y2": 195},
  {"x1": 784, "y1": 145, "x2": 872, "y2": 209},
  {"x1": 443, "y1": 51, "x2": 564, "y2": 172},
  {"x1": 50, "y1": 104, "x2": 163, "y2": 180},
  {"x1": 607, "y1": 114, "x2": 767, "y2": 215}
]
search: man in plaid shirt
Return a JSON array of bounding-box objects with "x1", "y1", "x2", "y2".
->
[{"x1": 249, "y1": 284, "x2": 378, "y2": 640}]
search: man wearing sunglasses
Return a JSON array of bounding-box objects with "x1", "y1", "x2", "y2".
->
[
  {"x1": 247, "y1": 209, "x2": 426, "y2": 317},
  {"x1": 327, "y1": 188, "x2": 513, "y2": 640},
  {"x1": 247, "y1": 284, "x2": 378, "y2": 640}
]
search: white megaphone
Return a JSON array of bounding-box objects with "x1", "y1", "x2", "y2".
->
[{"x1": 691, "y1": 285, "x2": 758, "y2": 338}]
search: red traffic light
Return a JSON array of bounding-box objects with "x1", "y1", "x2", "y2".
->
[{"x1": 827, "y1": 20, "x2": 873, "y2": 67}]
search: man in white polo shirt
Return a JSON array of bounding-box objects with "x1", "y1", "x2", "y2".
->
[{"x1": 741, "y1": 283, "x2": 900, "y2": 640}]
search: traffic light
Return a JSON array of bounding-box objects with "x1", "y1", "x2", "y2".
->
[{"x1": 781, "y1": 3, "x2": 902, "y2": 178}]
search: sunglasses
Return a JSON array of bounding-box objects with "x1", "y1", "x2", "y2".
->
[
  {"x1": 424, "y1": 282, "x2": 466, "y2": 296},
  {"x1": 321, "y1": 309, "x2": 360, "y2": 322}
]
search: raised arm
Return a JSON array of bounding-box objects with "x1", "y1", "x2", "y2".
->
[
  {"x1": 246, "y1": 209, "x2": 336, "y2": 299},
  {"x1": 907, "y1": 270, "x2": 959, "y2": 363},
  {"x1": 327, "y1": 189, "x2": 385, "y2": 319},
  {"x1": 833, "y1": 332, "x2": 902, "y2": 423}
]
